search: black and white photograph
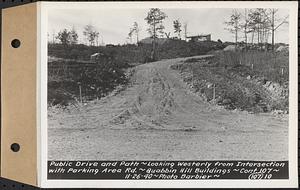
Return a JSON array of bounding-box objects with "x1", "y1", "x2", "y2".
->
[
  {"x1": 47, "y1": 4, "x2": 290, "y2": 160},
  {"x1": 42, "y1": 1, "x2": 298, "y2": 187}
]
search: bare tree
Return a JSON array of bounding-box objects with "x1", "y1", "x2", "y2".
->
[
  {"x1": 145, "y1": 8, "x2": 167, "y2": 39},
  {"x1": 183, "y1": 22, "x2": 188, "y2": 40},
  {"x1": 248, "y1": 8, "x2": 271, "y2": 47},
  {"x1": 51, "y1": 30, "x2": 56, "y2": 44},
  {"x1": 83, "y1": 24, "x2": 100, "y2": 46},
  {"x1": 269, "y1": 9, "x2": 288, "y2": 50},
  {"x1": 240, "y1": 9, "x2": 250, "y2": 50},
  {"x1": 225, "y1": 9, "x2": 242, "y2": 48},
  {"x1": 145, "y1": 8, "x2": 168, "y2": 60},
  {"x1": 259, "y1": 9, "x2": 271, "y2": 45},
  {"x1": 70, "y1": 26, "x2": 78, "y2": 45},
  {"x1": 132, "y1": 22, "x2": 140, "y2": 43},
  {"x1": 165, "y1": 32, "x2": 171, "y2": 39},
  {"x1": 56, "y1": 29, "x2": 71, "y2": 46},
  {"x1": 183, "y1": 22, "x2": 188, "y2": 41},
  {"x1": 173, "y1": 19, "x2": 182, "y2": 39},
  {"x1": 127, "y1": 28, "x2": 134, "y2": 44},
  {"x1": 248, "y1": 9, "x2": 259, "y2": 45}
]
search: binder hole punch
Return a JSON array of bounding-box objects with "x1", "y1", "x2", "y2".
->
[
  {"x1": 10, "y1": 143, "x2": 20, "y2": 152},
  {"x1": 11, "y1": 39, "x2": 21, "y2": 48}
]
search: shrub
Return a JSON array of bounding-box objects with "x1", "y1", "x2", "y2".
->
[
  {"x1": 48, "y1": 52, "x2": 129, "y2": 106},
  {"x1": 48, "y1": 40, "x2": 223, "y2": 65},
  {"x1": 212, "y1": 50, "x2": 289, "y2": 84}
]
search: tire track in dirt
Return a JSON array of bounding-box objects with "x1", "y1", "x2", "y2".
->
[{"x1": 48, "y1": 55, "x2": 288, "y2": 160}]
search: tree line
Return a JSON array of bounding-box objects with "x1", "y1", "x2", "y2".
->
[
  {"x1": 128, "y1": 8, "x2": 187, "y2": 43},
  {"x1": 51, "y1": 8, "x2": 188, "y2": 47},
  {"x1": 51, "y1": 8, "x2": 288, "y2": 52},
  {"x1": 224, "y1": 8, "x2": 288, "y2": 50},
  {"x1": 50, "y1": 24, "x2": 100, "y2": 46}
]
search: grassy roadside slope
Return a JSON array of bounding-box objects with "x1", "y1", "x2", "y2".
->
[{"x1": 171, "y1": 51, "x2": 289, "y2": 113}]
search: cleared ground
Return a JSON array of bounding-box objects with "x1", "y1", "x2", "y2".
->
[{"x1": 48, "y1": 55, "x2": 288, "y2": 160}]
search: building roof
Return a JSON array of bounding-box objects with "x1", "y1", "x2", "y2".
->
[
  {"x1": 186, "y1": 34, "x2": 211, "y2": 38},
  {"x1": 140, "y1": 37, "x2": 169, "y2": 45}
]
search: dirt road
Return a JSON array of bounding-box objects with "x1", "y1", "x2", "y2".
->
[{"x1": 48, "y1": 55, "x2": 288, "y2": 160}]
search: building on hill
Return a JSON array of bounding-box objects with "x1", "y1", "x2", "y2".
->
[
  {"x1": 139, "y1": 37, "x2": 169, "y2": 45},
  {"x1": 186, "y1": 34, "x2": 211, "y2": 42}
]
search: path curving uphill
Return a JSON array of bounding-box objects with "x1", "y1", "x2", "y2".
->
[{"x1": 48, "y1": 55, "x2": 288, "y2": 160}]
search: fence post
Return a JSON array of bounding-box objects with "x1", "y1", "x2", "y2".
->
[
  {"x1": 192, "y1": 69, "x2": 194, "y2": 83},
  {"x1": 78, "y1": 82, "x2": 83, "y2": 104},
  {"x1": 213, "y1": 84, "x2": 216, "y2": 100}
]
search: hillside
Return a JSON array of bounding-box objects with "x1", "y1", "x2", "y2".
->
[
  {"x1": 48, "y1": 40, "x2": 225, "y2": 106},
  {"x1": 171, "y1": 51, "x2": 289, "y2": 113}
]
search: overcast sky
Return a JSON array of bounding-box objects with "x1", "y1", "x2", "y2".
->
[{"x1": 48, "y1": 8, "x2": 289, "y2": 45}]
